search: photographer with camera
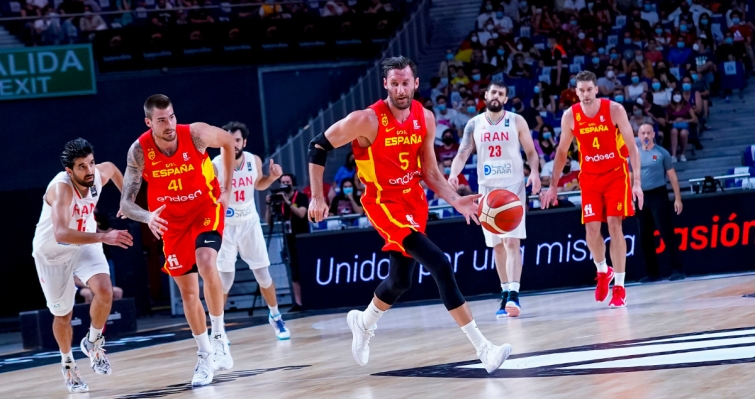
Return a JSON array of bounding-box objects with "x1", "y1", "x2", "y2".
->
[{"x1": 266, "y1": 173, "x2": 309, "y2": 311}]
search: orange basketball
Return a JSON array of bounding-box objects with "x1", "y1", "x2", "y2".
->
[{"x1": 477, "y1": 189, "x2": 524, "y2": 234}]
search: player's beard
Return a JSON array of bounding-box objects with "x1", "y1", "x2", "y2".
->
[
  {"x1": 486, "y1": 99, "x2": 503, "y2": 112},
  {"x1": 388, "y1": 90, "x2": 414, "y2": 110},
  {"x1": 235, "y1": 148, "x2": 244, "y2": 159},
  {"x1": 74, "y1": 173, "x2": 95, "y2": 188},
  {"x1": 159, "y1": 128, "x2": 177, "y2": 142}
]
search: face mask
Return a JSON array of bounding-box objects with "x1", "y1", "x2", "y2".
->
[
  {"x1": 440, "y1": 78, "x2": 449, "y2": 87},
  {"x1": 517, "y1": 43, "x2": 523, "y2": 50},
  {"x1": 534, "y1": 86, "x2": 541, "y2": 93},
  {"x1": 610, "y1": 53, "x2": 618, "y2": 60},
  {"x1": 636, "y1": 97, "x2": 644, "y2": 105},
  {"x1": 725, "y1": 37, "x2": 733, "y2": 44},
  {"x1": 437, "y1": 104, "x2": 447, "y2": 112},
  {"x1": 656, "y1": 45, "x2": 664, "y2": 51},
  {"x1": 444, "y1": 167, "x2": 451, "y2": 175},
  {"x1": 442, "y1": 136, "x2": 455, "y2": 145},
  {"x1": 652, "y1": 82, "x2": 661, "y2": 90},
  {"x1": 513, "y1": 102, "x2": 523, "y2": 110},
  {"x1": 592, "y1": 56, "x2": 600, "y2": 64},
  {"x1": 472, "y1": 74, "x2": 481, "y2": 81},
  {"x1": 496, "y1": 11, "x2": 503, "y2": 18},
  {"x1": 631, "y1": 76, "x2": 640, "y2": 83},
  {"x1": 624, "y1": 38, "x2": 632, "y2": 44},
  {"x1": 578, "y1": 32, "x2": 586, "y2": 39},
  {"x1": 693, "y1": 43, "x2": 700, "y2": 51},
  {"x1": 691, "y1": 73, "x2": 699, "y2": 81},
  {"x1": 486, "y1": 4, "x2": 492, "y2": 11},
  {"x1": 701, "y1": 19, "x2": 708, "y2": 25},
  {"x1": 471, "y1": 36, "x2": 478, "y2": 43},
  {"x1": 519, "y1": 2, "x2": 527, "y2": 9},
  {"x1": 487, "y1": 24, "x2": 494, "y2": 31},
  {"x1": 587, "y1": 2, "x2": 593, "y2": 10},
  {"x1": 467, "y1": 106, "x2": 477, "y2": 114},
  {"x1": 673, "y1": 94, "x2": 682, "y2": 102},
  {"x1": 570, "y1": 78, "x2": 576, "y2": 86},
  {"x1": 637, "y1": 55, "x2": 646, "y2": 62},
  {"x1": 343, "y1": 187, "x2": 354, "y2": 195},
  {"x1": 655, "y1": 28, "x2": 663, "y2": 35},
  {"x1": 680, "y1": 24, "x2": 688, "y2": 32},
  {"x1": 570, "y1": 20, "x2": 578, "y2": 25},
  {"x1": 598, "y1": 47, "x2": 605, "y2": 54},
  {"x1": 732, "y1": 18, "x2": 741, "y2": 24},
  {"x1": 644, "y1": 4, "x2": 651, "y2": 11},
  {"x1": 563, "y1": 164, "x2": 572, "y2": 174},
  {"x1": 446, "y1": 53, "x2": 453, "y2": 60},
  {"x1": 492, "y1": 33, "x2": 499, "y2": 39},
  {"x1": 615, "y1": 95, "x2": 624, "y2": 102},
  {"x1": 606, "y1": 70, "x2": 615, "y2": 78},
  {"x1": 542, "y1": 132, "x2": 552, "y2": 139},
  {"x1": 633, "y1": 109, "x2": 643, "y2": 116},
  {"x1": 677, "y1": 41, "x2": 685, "y2": 48},
  {"x1": 497, "y1": 49, "x2": 504, "y2": 56},
  {"x1": 547, "y1": 42, "x2": 555, "y2": 49},
  {"x1": 682, "y1": 83, "x2": 692, "y2": 91}
]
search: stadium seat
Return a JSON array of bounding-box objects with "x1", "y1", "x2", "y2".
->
[
  {"x1": 743, "y1": 145, "x2": 755, "y2": 167},
  {"x1": 724, "y1": 167, "x2": 755, "y2": 188}
]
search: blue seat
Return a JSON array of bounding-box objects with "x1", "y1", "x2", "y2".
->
[
  {"x1": 744, "y1": 145, "x2": 755, "y2": 167},
  {"x1": 719, "y1": 61, "x2": 745, "y2": 91},
  {"x1": 724, "y1": 167, "x2": 755, "y2": 188}
]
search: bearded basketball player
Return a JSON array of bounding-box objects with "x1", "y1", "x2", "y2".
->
[
  {"x1": 120, "y1": 94, "x2": 235, "y2": 386},
  {"x1": 540, "y1": 70, "x2": 644, "y2": 308},
  {"x1": 308, "y1": 56, "x2": 512, "y2": 374}
]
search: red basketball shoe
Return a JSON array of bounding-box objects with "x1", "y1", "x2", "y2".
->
[
  {"x1": 609, "y1": 286, "x2": 627, "y2": 308},
  {"x1": 595, "y1": 266, "x2": 615, "y2": 302}
]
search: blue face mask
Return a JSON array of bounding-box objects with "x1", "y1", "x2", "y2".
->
[
  {"x1": 680, "y1": 24, "x2": 688, "y2": 32},
  {"x1": 534, "y1": 86, "x2": 541, "y2": 93},
  {"x1": 446, "y1": 53, "x2": 454, "y2": 60},
  {"x1": 496, "y1": 11, "x2": 503, "y2": 18},
  {"x1": 624, "y1": 38, "x2": 632, "y2": 44},
  {"x1": 343, "y1": 187, "x2": 353, "y2": 195},
  {"x1": 631, "y1": 76, "x2": 640, "y2": 84},
  {"x1": 592, "y1": 56, "x2": 600, "y2": 64},
  {"x1": 467, "y1": 106, "x2": 476, "y2": 114},
  {"x1": 655, "y1": 28, "x2": 663, "y2": 35},
  {"x1": 691, "y1": 73, "x2": 699, "y2": 81},
  {"x1": 615, "y1": 95, "x2": 624, "y2": 102},
  {"x1": 652, "y1": 82, "x2": 661, "y2": 90},
  {"x1": 682, "y1": 83, "x2": 692, "y2": 91},
  {"x1": 598, "y1": 47, "x2": 606, "y2": 54},
  {"x1": 701, "y1": 19, "x2": 709, "y2": 25},
  {"x1": 543, "y1": 132, "x2": 552, "y2": 139},
  {"x1": 644, "y1": 4, "x2": 651, "y2": 11},
  {"x1": 497, "y1": 49, "x2": 505, "y2": 56},
  {"x1": 570, "y1": 78, "x2": 576, "y2": 86},
  {"x1": 610, "y1": 53, "x2": 618, "y2": 59},
  {"x1": 725, "y1": 37, "x2": 734, "y2": 44},
  {"x1": 437, "y1": 104, "x2": 447, "y2": 112},
  {"x1": 444, "y1": 167, "x2": 451, "y2": 175},
  {"x1": 472, "y1": 74, "x2": 481, "y2": 81},
  {"x1": 570, "y1": 20, "x2": 578, "y2": 25},
  {"x1": 732, "y1": 18, "x2": 741, "y2": 24},
  {"x1": 677, "y1": 41, "x2": 685, "y2": 48}
]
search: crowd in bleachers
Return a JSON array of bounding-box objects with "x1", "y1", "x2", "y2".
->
[{"x1": 417, "y1": 0, "x2": 754, "y2": 210}]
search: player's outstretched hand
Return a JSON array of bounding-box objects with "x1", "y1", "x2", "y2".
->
[
  {"x1": 633, "y1": 184, "x2": 644, "y2": 210},
  {"x1": 453, "y1": 193, "x2": 482, "y2": 225},
  {"x1": 448, "y1": 175, "x2": 459, "y2": 191},
  {"x1": 539, "y1": 186, "x2": 558, "y2": 209},
  {"x1": 308, "y1": 197, "x2": 329, "y2": 223},
  {"x1": 269, "y1": 159, "x2": 283, "y2": 180},
  {"x1": 148, "y1": 204, "x2": 168, "y2": 239},
  {"x1": 102, "y1": 229, "x2": 134, "y2": 249},
  {"x1": 528, "y1": 172, "x2": 542, "y2": 195}
]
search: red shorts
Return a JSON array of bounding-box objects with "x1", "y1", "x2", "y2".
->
[
  {"x1": 362, "y1": 186, "x2": 428, "y2": 256},
  {"x1": 579, "y1": 164, "x2": 634, "y2": 224},
  {"x1": 161, "y1": 203, "x2": 224, "y2": 276}
]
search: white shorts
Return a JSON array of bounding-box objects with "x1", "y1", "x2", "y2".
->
[
  {"x1": 34, "y1": 243, "x2": 109, "y2": 317},
  {"x1": 480, "y1": 182, "x2": 527, "y2": 247},
  {"x1": 217, "y1": 218, "x2": 271, "y2": 272}
]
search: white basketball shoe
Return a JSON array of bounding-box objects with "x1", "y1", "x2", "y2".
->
[
  {"x1": 62, "y1": 362, "x2": 89, "y2": 393},
  {"x1": 477, "y1": 342, "x2": 512, "y2": 374},
  {"x1": 191, "y1": 352, "x2": 215, "y2": 387},
  {"x1": 211, "y1": 333, "x2": 233, "y2": 371},
  {"x1": 346, "y1": 310, "x2": 376, "y2": 366},
  {"x1": 80, "y1": 333, "x2": 111, "y2": 375}
]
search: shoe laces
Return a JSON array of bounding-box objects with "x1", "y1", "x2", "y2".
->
[
  {"x1": 64, "y1": 365, "x2": 85, "y2": 386},
  {"x1": 91, "y1": 338, "x2": 107, "y2": 362},
  {"x1": 212, "y1": 337, "x2": 227, "y2": 357},
  {"x1": 274, "y1": 318, "x2": 287, "y2": 333},
  {"x1": 361, "y1": 326, "x2": 376, "y2": 349},
  {"x1": 477, "y1": 341, "x2": 493, "y2": 359},
  {"x1": 195, "y1": 355, "x2": 211, "y2": 377}
]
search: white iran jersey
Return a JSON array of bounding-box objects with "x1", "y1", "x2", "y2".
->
[
  {"x1": 32, "y1": 168, "x2": 103, "y2": 264},
  {"x1": 213, "y1": 151, "x2": 259, "y2": 225},
  {"x1": 472, "y1": 112, "x2": 524, "y2": 187}
]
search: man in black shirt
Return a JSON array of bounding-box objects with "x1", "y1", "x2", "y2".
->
[{"x1": 511, "y1": 97, "x2": 543, "y2": 134}]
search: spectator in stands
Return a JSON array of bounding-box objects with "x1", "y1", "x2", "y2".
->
[
  {"x1": 592, "y1": 0, "x2": 612, "y2": 26},
  {"x1": 597, "y1": 65, "x2": 623, "y2": 97},
  {"x1": 439, "y1": 49, "x2": 463, "y2": 78},
  {"x1": 575, "y1": 29, "x2": 596, "y2": 55},
  {"x1": 625, "y1": 70, "x2": 648, "y2": 102},
  {"x1": 638, "y1": 92, "x2": 667, "y2": 143},
  {"x1": 435, "y1": 129, "x2": 459, "y2": 161},
  {"x1": 493, "y1": 6, "x2": 514, "y2": 35},
  {"x1": 558, "y1": 74, "x2": 579, "y2": 110},
  {"x1": 542, "y1": 33, "x2": 567, "y2": 90},
  {"x1": 689, "y1": 38, "x2": 716, "y2": 85},
  {"x1": 79, "y1": 5, "x2": 107, "y2": 35},
  {"x1": 435, "y1": 95, "x2": 462, "y2": 129},
  {"x1": 668, "y1": 40, "x2": 692, "y2": 67},
  {"x1": 667, "y1": 89, "x2": 697, "y2": 162},
  {"x1": 468, "y1": 67, "x2": 490, "y2": 89},
  {"x1": 619, "y1": 31, "x2": 641, "y2": 63},
  {"x1": 591, "y1": 24, "x2": 608, "y2": 49},
  {"x1": 485, "y1": 43, "x2": 508, "y2": 69},
  {"x1": 508, "y1": 53, "x2": 531, "y2": 78},
  {"x1": 645, "y1": 39, "x2": 664, "y2": 65},
  {"x1": 151, "y1": 0, "x2": 175, "y2": 27},
  {"x1": 329, "y1": 178, "x2": 364, "y2": 216},
  {"x1": 626, "y1": 49, "x2": 654, "y2": 79},
  {"x1": 321, "y1": 1, "x2": 346, "y2": 17},
  {"x1": 728, "y1": 10, "x2": 755, "y2": 71},
  {"x1": 451, "y1": 68, "x2": 469, "y2": 86},
  {"x1": 629, "y1": 103, "x2": 654, "y2": 136},
  {"x1": 189, "y1": 0, "x2": 214, "y2": 24},
  {"x1": 265, "y1": 174, "x2": 308, "y2": 311},
  {"x1": 697, "y1": 14, "x2": 713, "y2": 43},
  {"x1": 456, "y1": 98, "x2": 477, "y2": 126},
  {"x1": 500, "y1": 0, "x2": 518, "y2": 21},
  {"x1": 650, "y1": 76, "x2": 673, "y2": 107},
  {"x1": 75, "y1": 276, "x2": 124, "y2": 305},
  {"x1": 440, "y1": 157, "x2": 472, "y2": 195},
  {"x1": 655, "y1": 60, "x2": 678, "y2": 90},
  {"x1": 541, "y1": 155, "x2": 580, "y2": 187},
  {"x1": 641, "y1": 0, "x2": 659, "y2": 26},
  {"x1": 613, "y1": 87, "x2": 628, "y2": 110},
  {"x1": 531, "y1": 82, "x2": 556, "y2": 113},
  {"x1": 513, "y1": 97, "x2": 544, "y2": 133},
  {"x1": 667, "y1": 0, "x2": 695, "y2": 28},
  {"x1": 537, "y1": 125, "x2": 557, "y2": 166},
  {"x1": 680, "y1": 75, "x2": 703, "y2": 118},
  {"x1": 676, "y1": 18, "x2": 697, "y2": 47},
  {"x1": 333, "y1": 151, "x2": 356, "y2": 188},
  {"x1": 689, "y1": 70, "x2": 710, "y2": 129},
  {"x1": 259, "y1": 1, "x2": 283, "y2": 18},
  {"x1": 651, "y1": 23, "x2": 671, "y2": 49},
  {"x1": 607, "y1": 47, "x2": 626, "y2": 75},
  {"x1": 477, "y1": 0, "x2": 496, "y2": 29}
]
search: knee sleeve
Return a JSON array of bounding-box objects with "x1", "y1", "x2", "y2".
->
[
  {"x1": 375, "y1": 252, "x2": 416, "y2": 305},
  {"x1": 403, "y1": 231, "x2": 465, "y2": 311},
  {"x1": 252, "y1": 267, "x2": 273, "y2": 289},
  {"x1": 219, "y1": 271, "x2": 235, "y2": 294}
]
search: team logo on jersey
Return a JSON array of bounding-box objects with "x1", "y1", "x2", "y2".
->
[
  {"x1": 166, "y1": 254, "x2": 181, "y2": 270},
  {"x1": 90, "y1": 185, "x2": 98, "y2": 198},
  {"x1": 583, "y1": 204, "x2": 594, "y2": 216},
  {"x1": 575, "y1": 113, "x2": 582, "y2": 122},
  {"x1": 653, "y1": 155, "x2": 658, "y2": 162},
  {"x1": 183, "y1": 152, "x2": 190, "y2": 161},
  {"x1": 381, "y1": 114, "x2": 389, "y2": 127},
  {"x1": 226, "y1": 208, "x2": 235, "y2": 217},
  {"x1": 148, "y1": 148, "x2": 156, "y2": 161},
  {"x1": 247, "y1": 161, "x2": 252, "y2": 171},
  {"x1": 406, "y1": 214, "x2": 420, "y2": 228},
  {"x1": 375, "y1": 327, "x2": 755, "y2": 379},
  {"x1": 203, "y1": 217, "x2": 211, "y2": 226},
  {"x1": 600, "y1": 115, "x2": 605, "y2": 122},
  {"x1": 617, "y1": 203, "x2": 623, "y2": 211},
  {"x1": 504, "y1": 119, "x2": 510, "y2": 127},
  {"x1": 413, "y1": 120, "x2": 421, "y2": 130}
]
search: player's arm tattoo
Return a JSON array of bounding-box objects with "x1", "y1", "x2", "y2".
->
[
  {"x1": 120, "y1": 141, "x2": 152, "y2": 223},
  {"x1": 191, "y1": 133, "x2": 208, "y2": 153},
  {"x1": 458, "y1": 119, "x2": 476, "y2": 157}
]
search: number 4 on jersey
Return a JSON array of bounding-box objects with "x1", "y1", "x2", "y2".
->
[{"x1": 592, "y1": 137, "x2": 600, "y2": 149}]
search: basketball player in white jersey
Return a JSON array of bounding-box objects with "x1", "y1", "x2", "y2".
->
[
  {"x1": 212, "y1": 121, "x2": 291, "y2": 340},
  {"x1": 449, "y1": 81, "x2": 541, "y2": 318},
  {"x1": 32, "y1": 138, "x2": 133, "y2": 393}
]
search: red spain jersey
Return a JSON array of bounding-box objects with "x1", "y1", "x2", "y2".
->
[
  {"x1": 138, "y1": 124, "x2": 221, "y2": 224},
  {"x1": 571, "y1": 98, "x2": 629, "y2": 174}
]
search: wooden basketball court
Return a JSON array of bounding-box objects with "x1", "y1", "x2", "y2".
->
[{"x1": 3, "y1": 273, "x2": 755, "y2": 398}]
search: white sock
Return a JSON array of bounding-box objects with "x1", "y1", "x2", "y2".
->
[
  {"x1": 595, "y1": 259, "x2": 608, "y2": 273},
  {"x1": 269, "y1": 305, "x2": 280, "y2": 318},
  {"x1": 88, "y1": 326, "x2": 103, "y2": 343},
  {"x1": 210, "y1": 313, "x2": 225, "y2": 337},
  {"x1": 509, "y1": 282, "x2": 520, "y2": 293},
  {"x1": 193, "y1": 331, "x2": 213, "y2": 355},
  {"x1": 61, "y1": 351, "x2": 74, "y2": 365},
  {"x1": 500, "y1": 283, "x2": 509, "y2": 292},
  {"x1": 361, "y1": 301, "x2": 385, "y2": 330},
  {"x1": 615, "y1": 272, "x2": 626, "y2": 287},
  {"x1": 461, "y1": 320, "x2": 487, "y2": 352}
]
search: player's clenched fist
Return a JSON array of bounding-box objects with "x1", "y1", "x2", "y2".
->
[{"x1": 308, "y1": 197, "x2": 329, "y2": 223}]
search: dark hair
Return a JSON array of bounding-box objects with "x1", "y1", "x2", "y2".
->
[
  {"x1": 222, "y1": 121, "x2": 249, "y2": 140},
  {"x1": 144, "y1": 94, "x2": 172, "y2": 119},
  {"x1": 435, "y1": 94, "x2": 448, "y2": 103},
  {"x1": 381, "y1": 56, "x2": 417, "y2": 79},
  {"x1": 281, "y1": 173, "x2": 297, "y2": 186},
  {"x1": 344, "y1": 151, "x2": 355, "y2": 168},
  {"x1": 575, "y1": 70, "x2": 598, "y2": 85},
  {"x1": 487, "y1": 80, "x2": 508, "y2": 95},
  {"x1": 61, "y1": 138, "x2": 94, "y2": 169},
  {"x1": 540, "y1": 124, "x2": 554, "y2": 134},
  {"x1": 340, "y1": 177, "x2": 355, "y2": 191}
]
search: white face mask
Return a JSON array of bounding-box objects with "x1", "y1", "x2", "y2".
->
[
  {"x1": 606, "y1": 70, "x2": 615, "y2": 78},
  {"x1": 487, "y1": 24, "x2": 494, "y2": 31},
  {"x1": 471, "y1": 36, "x2": 478, "y2": 42},
  {"x1": 578, "y1": 32, "x2": 586, "y2": 39},
  {"x1": 673, "y1": 94, "x2": 682, "y2": 102},
  {"x1": 517, "y1": 43, "x2": 523, "y2": 50},
  {"x1": 636, "y1": 56, "x2": 644, "y2": 62},
  {"x1": 692, "y1": 43, "x2": 700, "y2": 51}
]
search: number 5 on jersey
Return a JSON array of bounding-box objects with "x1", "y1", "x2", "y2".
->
[{"x1": 399, "y1": 152, "x2": 409, "y2": 170}]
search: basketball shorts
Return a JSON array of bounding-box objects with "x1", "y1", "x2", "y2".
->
[
  {"x1": 579, "y1": 164, "x2": 634, "y2": 224},
  {"x1": 34, "y1": 243, "x2": 109, "y2": 316},
  {"x1": 479, "y1": 182, "x2": 527, "y2": 247},
  {"x1": 217, "y1": 217, "x2": 271, "y2": 272},
  {"x1": 362, "y1": 186, "x2": 428, "y2": 256},
  {"x1": 161, "y1": 203, "x2": 225, "y2": 276}
]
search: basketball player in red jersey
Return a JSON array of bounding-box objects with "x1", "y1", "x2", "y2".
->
[
  {"x1": 119, "y1": 94, "x2": 236, "y2": 386},
  {"x1": 540, "y1": 71, "x2": 644, "y2": 308},
  {"x1": 308, "y1": 56, "x2": 512, "y2": 373}
]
